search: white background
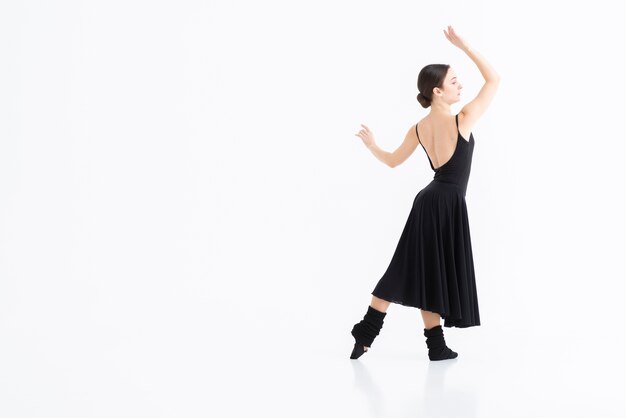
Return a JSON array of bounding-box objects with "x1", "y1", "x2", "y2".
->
[{"x1": 1, "y1": 0, "x2": 625, "y2": 417}]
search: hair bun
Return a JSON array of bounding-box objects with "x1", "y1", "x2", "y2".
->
[{"x1": 416, "y1": 91, "x2": 431, "y2": 108}]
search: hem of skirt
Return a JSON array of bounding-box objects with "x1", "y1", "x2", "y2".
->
[{"x1": 371, "y1": 291, "x2": 480, "y2": 328}]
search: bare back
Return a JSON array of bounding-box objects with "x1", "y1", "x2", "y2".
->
[{"x1": 415, "y1": 113, "x2": 473, "y2": 170}]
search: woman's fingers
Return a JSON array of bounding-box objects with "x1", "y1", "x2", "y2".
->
[
  {"x1": 449, "y1": 25, "x2": 461, "y2": 40},
  {"x1": 355, "y1": 125, "x2": 367, "y2": 136},
  {"x1": 355, "y1": 124, "x2": 372, "y2": 141},
  {"x1": 444, "y1": 25, "x2": 465, "y2": 48}
]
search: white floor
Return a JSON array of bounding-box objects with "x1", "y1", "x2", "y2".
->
[{"x1": 2, "y1": 303, "x2": 623, "y2": 418}]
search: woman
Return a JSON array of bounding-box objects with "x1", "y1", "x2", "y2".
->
[{"x1": 350, "y1": 26, "x2": 500, "y2": 361}]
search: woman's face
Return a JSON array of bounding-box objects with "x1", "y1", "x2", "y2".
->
[{"x1": 437, "y1": 69, "x2": 463, "y2": 103}]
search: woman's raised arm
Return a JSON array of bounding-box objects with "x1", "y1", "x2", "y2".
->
[{"x1": 444, "y1": 25, "x2": 500, "y2": 125}]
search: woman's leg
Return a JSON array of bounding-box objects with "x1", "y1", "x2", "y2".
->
[
  {"x1": 366, "y1": 300, "x2": 443, "y2": 346},
  {"x1": 370, "y1": 297, "x2": 440, "y2": 329},
  {"x1": 421, "y1": 309, "x2": 457, "y2": 360},
  {"x1": 356, "y1": 296, "x2": 390, "y2": 353},
  {"x1": 420, "y1": 309, "x2": 441, "y2": 330},
  {"x1": 370, "y1": 295, "x2": 391, "y2": 313}
]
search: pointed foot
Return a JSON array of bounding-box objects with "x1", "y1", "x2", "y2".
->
[{"x1": 350, "y1": 343, "x2": 369, "y2": 359}]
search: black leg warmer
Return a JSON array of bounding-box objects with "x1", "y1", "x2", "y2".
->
[
  {"x1": 423, "y1": 325, "x2": 458, "y2": 361},
  {"x1": 350, "y1": 305, "x2": 387, "y2": 358}
]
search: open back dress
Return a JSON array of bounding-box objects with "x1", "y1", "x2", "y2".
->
[{"x1": 371, "y1": 113, "x2": 481, "y2": 328}]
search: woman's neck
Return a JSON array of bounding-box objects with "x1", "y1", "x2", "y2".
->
[{"x1": 428, "y1": 100, "x2": 452, "y2": 117}]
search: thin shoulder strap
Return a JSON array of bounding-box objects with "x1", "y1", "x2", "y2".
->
[
  {"x1": 455, "y1": 113, "x2": 459, "y2": 128},
  {"x1": 415, "y1": 123, "x2": 420, "y2": 142}
]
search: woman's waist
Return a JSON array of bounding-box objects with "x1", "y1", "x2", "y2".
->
[{"x1": 426, "y1": 179, "x2": 467, "y2": 194}]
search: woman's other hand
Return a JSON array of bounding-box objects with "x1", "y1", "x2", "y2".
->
[{"x1": 355, "y1": 124, "x2": 376, "y2": 148}]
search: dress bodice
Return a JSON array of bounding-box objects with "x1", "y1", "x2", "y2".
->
[{"x1": 416, "y1": 113, "x2": 475, "y2": 195}]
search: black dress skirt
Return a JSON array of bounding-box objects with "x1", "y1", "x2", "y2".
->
[{"x1": 371, "y1": 113, "x2": 481, "y2": 328}]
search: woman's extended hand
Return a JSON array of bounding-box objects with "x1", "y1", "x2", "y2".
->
[
  {"x1": 443, "y1": 25, "x2": 470, "y2": 51},
  {"x1": 354, "y1": 124, "x2": 376, "y2": 148}
]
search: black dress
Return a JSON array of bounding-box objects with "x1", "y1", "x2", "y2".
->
[{"x1": 371, "y1": 113, "x2": 480, "y2": 328}]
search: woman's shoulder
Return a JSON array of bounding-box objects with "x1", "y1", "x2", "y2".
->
[
  {"x1": 414, "y1": 115, "x2": 429, "y2": 131},
  {"x1": 456, "y1": 111, "x2": 474, "y2": 141}
]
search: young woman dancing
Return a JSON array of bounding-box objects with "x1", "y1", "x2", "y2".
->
[{"x1": 350, "y1": 25, "x2": 500, "y2": 361}]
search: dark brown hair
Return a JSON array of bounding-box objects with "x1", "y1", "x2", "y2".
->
[{"x1": 416, "y1": 64, "x2": 450, "y2": 108}]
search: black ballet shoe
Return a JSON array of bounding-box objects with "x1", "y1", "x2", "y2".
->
[
  {"x1": 350, "y1": 343, "x2": 369, "y2": 359},
  {"x1": 424, "y1": 325, "x2": 458, "y2": 361},
  {"x1": 349, "y1": 305, "x2": 386, "y2": 359}
]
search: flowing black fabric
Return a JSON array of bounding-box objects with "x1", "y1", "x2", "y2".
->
[{"x1": 371, "y1": 113, "x2": 480, "y2": 328}]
